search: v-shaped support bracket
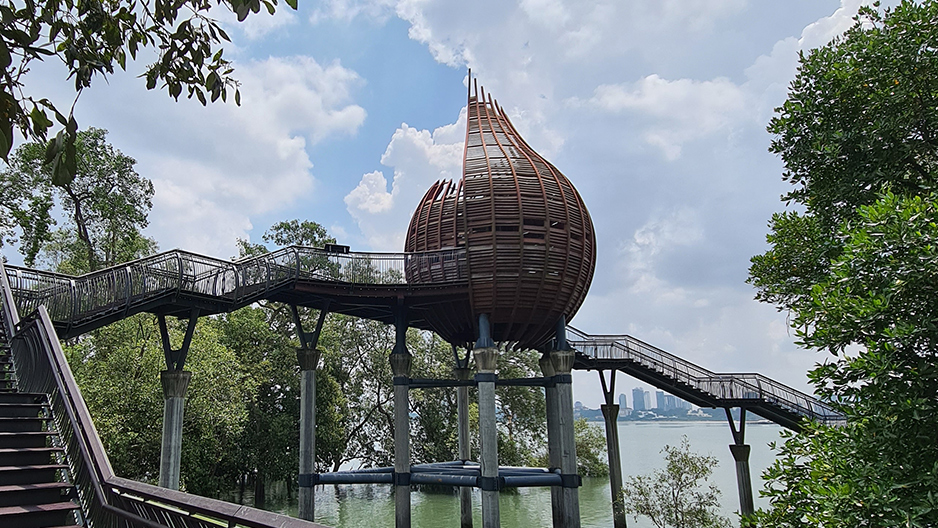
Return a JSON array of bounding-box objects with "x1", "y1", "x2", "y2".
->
[
  {"x1": 158, "y1": 308, "x2": 200, "y2": 371},
  {"x1": 292, "y1": 301, "x2": 330, "y2": 351}
]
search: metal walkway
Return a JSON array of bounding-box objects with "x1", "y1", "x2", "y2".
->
[
  {"x1": 569, "y1": 327, "x2": 842, "y2": 430},
  {"x1": 3, "y1": 248, "x2": 840, "y2": 430}
]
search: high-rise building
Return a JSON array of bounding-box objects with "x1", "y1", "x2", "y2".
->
[
  {"x1": 632, "y1": 387, "x2": 646, "y2": 411},
  {"x1": 664, "y1": 394, "x2": 676, "y2": 411},
  {"x1": 655, "y1": 390, "x2": 666, "y2": 410},
  {"x1": 618, "y1": 393, "x2": 627, "y2": 409},
  {"x1": 643, "y1": 391, "x2": 652, "y2": 411}
]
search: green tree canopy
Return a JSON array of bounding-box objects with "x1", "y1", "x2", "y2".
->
[
  {"x1": 0, "y1": 127, "x2": 156, "y2": 271},
  {"x1": 1, "y1": 0, "x2": 296, "y2": 183},
  {"x1": 749, "y1": 2, "x2": 938, "y2": 525},
  {"x1": 621, "y1": 437, "x2": 729, "y2": 528}
]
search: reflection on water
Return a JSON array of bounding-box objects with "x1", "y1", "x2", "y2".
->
[{"x1": 261, "y1": 421, "x2": 784, "y2": 528}]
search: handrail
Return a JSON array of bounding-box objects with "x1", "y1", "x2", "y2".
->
[
  {"x1": 0, "y1": 262, "x2": 329, "y2": 528},
  {"x1": 567, "y1": 325, "x2": 844, "y2": 427},
  {"x1": 5, "y1": 246, "x2": 467, "y2": 334}
]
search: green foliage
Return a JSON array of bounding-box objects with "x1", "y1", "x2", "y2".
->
[
  {"x1": 767, "y1": 1, "x2": 938, "y2": 230},
  {"x1": 749, "y1": 193, "x2": 938, "y2": 527},
  {"x1": 621, "y1": 437, "x2": 729, "y2": 528},
  {"x1": 67, "y1": 314, "x2": 253, "y2": 495},
  {"x1": 750, "y1": 2, "x2": 938, "y2": 525},
  {"x1": 0, "y1": 128, "x2": 156, "y2": 271},
  {"x1": 573, "y1": 418, "x2": 608, "y2": 478},
  {"x1": 0, "y1": 0, "x2": 296, "y2": 182}
]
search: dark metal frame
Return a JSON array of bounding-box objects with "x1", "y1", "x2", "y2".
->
[{"x1": 0, "y1": 261, "x2": 328, "y2": 528}]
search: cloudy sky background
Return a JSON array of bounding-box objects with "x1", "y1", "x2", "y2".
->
[{"x1": 20, "y1": 0, "x2": 886, "y2": 407}]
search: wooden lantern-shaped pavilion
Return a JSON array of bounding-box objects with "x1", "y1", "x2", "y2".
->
[{"x1": 405, "y1": 82, "x2": 596, "y2": 350}]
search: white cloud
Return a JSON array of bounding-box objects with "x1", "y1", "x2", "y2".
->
[
  {"x1": 70, "y1": 55, "x2": 367, "y2": 258},
  {"x1": 588, "y1": 76, "x2": 751, "y2": 159},
  {"x1": 345, "y1": 109, "x2": 466, "y2": 251}
]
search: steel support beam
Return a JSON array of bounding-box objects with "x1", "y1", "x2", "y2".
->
[
  {"x1": 598, "y1": 370, "x2": 626, "y2": 528},
  {"x1": 454, "y1": 345, "x2": 473, "y2": 528},
  {"x1": 157, "y1": 310, "x2": 198, "y2": 490},
  {"x1": 539, "y1": 353, "x2": 563, "y2": 527},
  {"x1": 551, "y1": 318, "x2": 580, "y2": 528},
  {"x1": 390, "y1": 306, "x2": 412, "y2": 528},
  {"x1": 726, "y1": 408, "x2": 754, "y2": 516}
]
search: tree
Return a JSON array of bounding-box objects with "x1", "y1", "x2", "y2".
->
[
  {"x1": 66, "y1": 313, "x2": 254, "y2": 495},
  {"x1": 750, "y1": 1, "x2": 938, "y2": 313},
  {"x1": 748, "y1": 2, "x2": 938, "y2": 525},
  {"x1": 621, "y1": 437, "x2": 729, "y2": 528},
  {"x1": 0, "y1": 0, "x2": 296, "y2": 184},
  {"x1": 748, "y1": 193, "x2": 938, "y2": 527},
  {"x1": 0, "y1": 127, "x2": 156, "y2": 271},
  {"x1": 573, "y1": 418, "x2": 608, "y2": 478}
]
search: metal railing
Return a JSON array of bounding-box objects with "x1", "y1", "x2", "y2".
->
[
  {"x1": 567, "y1": 326, "x2": 844, "y2": 427},
  {"x1": 5, "y1": 246, "x2": 466, "y2": 335},
  {"x1": 0, "y1": 260, "x2": 329, "y2": 528}
]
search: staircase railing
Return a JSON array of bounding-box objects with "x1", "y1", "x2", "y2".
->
[
  {"x1": 0, "y1": 260, "x2": 328, "y2": 528},
  {"x1": 567, "y1": 326, "x2": 843, "y2": 426},
  {"x1": 5, "y1": 246, "x2": 467, "y2": 335}
]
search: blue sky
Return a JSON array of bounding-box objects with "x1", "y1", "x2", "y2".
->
[{"x1": 20, "y1": 0, "x2": 886, "y2": 407}]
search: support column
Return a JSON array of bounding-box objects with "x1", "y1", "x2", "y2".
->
[
  {"x1": 390, "y1": 308, "x2": 412, "y2": 528},
  {"x1": 157, "y1": 310, "x2": 198, "y2": 491},
  {"x1": 551, "y1": 319, "x2": 580, "y2": 527},
  {"x1": 159, "y1": 370, "x2": 190, "y2": 490},
  {"x1": 539, "y1": 353, "x2": 562, "y2": 527},
  {"x1": 454, "y1": 348, "x2": 473, "y2": 528},
  {"x1": 293, "y1": 304, "x2": 329, "y2": 522},
  {"x1": 726, "y1": 408, "x2": 754, "y2": 516},
  {"x1": 474, "y1": 346, "x2": 499, "y2": 528},
  {"x1": 298, "y1": 348, "x2": 321, "y2": 521},
  {"x1": 600, "y1": 405, "x2": 626, "y2": 528},
  {"x1": 598, "y1": 370, "x2": 626, "y2": 528}
]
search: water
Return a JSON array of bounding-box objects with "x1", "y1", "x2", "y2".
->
[{"x1": 265, "y1": 421, "x2": 785, "y2": 527}]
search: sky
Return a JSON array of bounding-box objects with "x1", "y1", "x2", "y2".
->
[{"x1": 18, "y1": 0, "x2": 887, "y2": 408}]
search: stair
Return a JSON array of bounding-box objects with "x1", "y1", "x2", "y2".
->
[{"x1": 0, "y1": 339, "x2": 80, "y2": 528}]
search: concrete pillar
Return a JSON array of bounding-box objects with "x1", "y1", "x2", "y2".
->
[
  {"x1": 390, "y1": 348, "x2": 412, "y2": 528},
  {"x1": 550, "y1": 348, "x2": 580, "y2": 527},
  {"x1": 539, "y1": 354, "x2": 562, "y2": 527},
  {"x1": 455, "y1": 366, "x2": 473, "y2": 528},
  {"x1": 600, "y1": 404, "x2": 627, "y2": 528},
  {"x1": 298, "y1": 348, "x2": 321, "y2": 521},
  {"x1": 159, "y1": 370, "x2": 191, "y2": 490},
  {"x1": 730, "y1": 444, "x2": 754, "y2": 516},
  {"x1": 474, "y1": 346, "x2": 499, "y2": 528}
]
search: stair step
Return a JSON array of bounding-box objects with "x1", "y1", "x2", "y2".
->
[
  {"x1": 0, "y1": 394, "x2": 46, "y2": 405},
  {"x1": 0, "y1": 464, "x2": 68, "y2": 485},
  {"x1": 0, "y1": 403, "x2": 46, "y2": 418},
  {"x1": 0, "y1": 417, "x2": 50, "y2": 433},
  {"x1": 0, "y1": 500, "x2": 79, "y2": 528},
  {"x1": 0, "y1": 482, "x2": 72, "y2": 507},
  {"x1": 0, "y1": 447, "x2": 63, "y2": 466},
  {"x1": 0, "y1": 432, "x2": 56, "y2": 449}
]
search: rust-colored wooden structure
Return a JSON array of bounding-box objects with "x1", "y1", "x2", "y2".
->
[{"x1": 405, "y1": 81, "x2": 596, "y2": 349}]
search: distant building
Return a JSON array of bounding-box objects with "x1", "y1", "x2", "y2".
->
[
  {"x1": 632, "y1": 387, "x2": 646, "y2": 411},
  {"x1": 643, "y1": 391, "x2": 652, "y2": 411},
  {"x1": 664, "y1": 394, "x2": 676, "y2": 411},
  {"x1": 655, "y1": 390, "x2": 665, "y2": 410},
  {"x1": 618, "y1": 393, "x2": 627, "y2": 409}
]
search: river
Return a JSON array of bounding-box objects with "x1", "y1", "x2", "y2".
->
[{"x1": 264, "y1": 420, "x2": 785, "y2": 527}]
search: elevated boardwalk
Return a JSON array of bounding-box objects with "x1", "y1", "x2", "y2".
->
[{"x1": 4, "y1": 248, "x2": 840, "y2": 431}]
